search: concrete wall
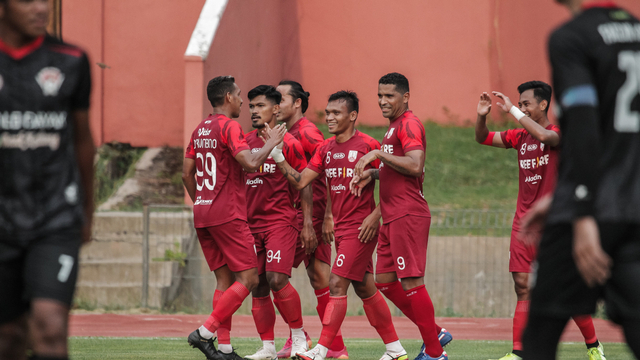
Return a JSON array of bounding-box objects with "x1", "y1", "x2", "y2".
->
[{"x1": 61, "y1": 0, "x2": 640, "y2": 141}]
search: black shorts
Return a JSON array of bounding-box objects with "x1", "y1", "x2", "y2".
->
[
  {"x1": 0, "y1": 229, "x2": 81, "y2": 324},
  {"x1": 529, "y1": 222, "x2": 640, "y2": 324}
]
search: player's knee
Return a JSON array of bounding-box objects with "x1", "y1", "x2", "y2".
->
[
  {"x1": 267, "y1": 273, "x2": 289, "y2": 292},
  {"x1": 30, "y1": 313, "x2": 67, "y2": 348},
  {"x1": 237, "y1": 269, "x2": 260, "y2": 291},
  {"x1": 329, "y1": 276, "x2": 349, "y2": 296}
]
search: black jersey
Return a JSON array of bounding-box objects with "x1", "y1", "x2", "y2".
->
[
  {"x1": 0, "y1": 35, "x2": 91, "y2": 243},
  {"x1": 546, "y1": 4, "x2": 640, "y2": 224}
]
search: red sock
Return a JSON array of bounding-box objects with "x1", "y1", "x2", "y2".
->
[
  {"x1": 377, "y1": 281, "x2": 443, "y2": 336},
  {"x1": 573, "y1": 314, "x2": 598, "y2": 344},
  {"x1": 362, "y1": 291, "x2": 399, "y2": 344},
  {"x1": 204, "y1": 282, "x2": 249, "y2": 333},
  {"x1": 251, "y1": 296, "x2": 276, "y2": 341},
  {"x1": 211, "y1": 290, "x2": 231, "y2": 344},
  {"x1": 318, "y1": 296, "x2": 347, "y2": 347},
  {"x1": 272, "y1": 282, "x2": 303, "y2": 329},
  {"x1": 316, "y1": 287, "x2": 345, "y2": 351},
  {"x1": 406, "y1": 285, "x2": 442, "y2": 357},
  {"x1": 513, "y1": 300, "x2": 529, "y2": 351}
]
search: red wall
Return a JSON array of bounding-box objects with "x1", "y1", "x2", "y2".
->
[{"x1": 62, "y1": 0, "x2": 640, "y2": 147}]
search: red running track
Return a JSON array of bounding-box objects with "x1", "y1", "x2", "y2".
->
[{"x1": 69, "y1": 314, "x2": 625, "y2": 343}]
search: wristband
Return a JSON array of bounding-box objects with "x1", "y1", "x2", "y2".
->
[
  {"x1": 509, "y1": 106, "x2": 526, "y2": 121},
  {"x1": 270, "y1": 146, "x2": 285, "y2": 163}
]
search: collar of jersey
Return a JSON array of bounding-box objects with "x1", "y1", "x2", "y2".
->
[
  {"x1": 0, "y1": 35, "x2": 45, "y2": 60},
  {"x1": 582, "y1": 1, "x2": 617, "y2": 10}
]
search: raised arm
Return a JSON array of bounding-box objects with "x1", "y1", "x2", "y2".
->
[
  {"x1": 493, "y1": 91, "x2": 560, "y2": 147},
  {"x1": 475, "y1": 92, "x2": 506, "y2": 148},
  {"x1": 235, "y1": 124, "x2": 287, "y2": 172}
]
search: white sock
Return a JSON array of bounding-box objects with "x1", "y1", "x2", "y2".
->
[
  {"x1": 263, "y1": 340, "x2": 276, "y2": 353},
  {"x1": 219, "y1": 343, "x2": 233, "y2": 354},
  {"x1": 198, "y1": 325, "x2": 215, "y2": 339},
  {"x1": 385, "y1": 340, "x2": 404, "y2": 355},
  {"x1": 291, "y1": 327, "x2": 305, "y2": 339},
  {"x1": 315, "y1": 344, "x2": 329, "y2": 358}
]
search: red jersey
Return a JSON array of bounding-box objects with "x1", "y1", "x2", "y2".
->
[
  {"x1": 289, "y1": 117, "x2": 327, "y2": 219},
  {"x1": 185, "y1": 114, "x2": 250, "y2": 228},
  {"x1": 244, "y1": 131, "x2": 307, "y2": 232},
  {"x1": 308, "y1": 131, "x2": 381, "y2": 236},
  {"x1": 379, "y1": 110, "x2": 430, "y2": 224},
  {"x1": 500, "y1": 124, "x2": 560, "y2": 230}
]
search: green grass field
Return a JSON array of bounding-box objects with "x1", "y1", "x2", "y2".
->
[
  {"x1": 69, "y1": 337, "x2": 634, "y2": 360},
  {"x1": 317, "y1": 121, "x2": 521, "y2": 210}
]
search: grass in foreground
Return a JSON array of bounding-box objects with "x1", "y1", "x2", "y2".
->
[
  {"x1": 317, "y1": 121, "x2": 521, "y2": 210},
  {"x1": 69, "y1": 337, "x2": 634, "y2": 360}
]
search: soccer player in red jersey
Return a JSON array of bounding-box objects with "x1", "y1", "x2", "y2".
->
[
  {"x1": 273, "y1": 90, "x2": 408, "y2": 360},
  {"x1": 243, "y1": 85, "x2": 310, "y2": 360},
  {"x1": 351, "y1": 73, "x2": 448, "y2": 360},
  {"x1": 182, "y1": 76, "x2": 286, "y2": 360},
  {"x1": 475, "y1": 82, "x2": 604, "y2": 360},
  {"x1": 276, "y1": 81, "x2": 347, "y2": 359}
]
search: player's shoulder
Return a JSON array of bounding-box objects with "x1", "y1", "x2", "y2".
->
[
  {"x1": 356, "y1": 131, "x2": 381, "y2": 147},
  {"x1": 284, "y1": 131, "x2": 301, "y2": 145},
  {"x1": 43, "y1": 35, "x2": 87, "y2": 59}
]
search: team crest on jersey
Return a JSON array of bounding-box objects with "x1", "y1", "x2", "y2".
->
[
  {"x1": 385, "y1": 128, "x2": 395, "y2": 139},
  {"x1": 540, "y1": 143, "x2": 545, "y2": 151},
  {"x1": 348, "y1": 150, "x2": 358, "y2": 162},
  {"x1": 35, "y1": 67, "x2": 65, "y2": 96}
]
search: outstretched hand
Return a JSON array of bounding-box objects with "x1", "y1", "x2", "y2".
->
[
  {"x1": 354, "y1": 151, "x2": 378, "y2": 177},
  {"x1": 477, "y1": 92, "x2": 492, "y2": 116},
  {"x1": 349, "y1": 169, "x2": 373, "y2": 197},
  {"x1": 492, "y1": 91, "x2": 514, "y2": 113},
  {"x1": 264, "y1": 123, "x2": 287, "y2": 146}
]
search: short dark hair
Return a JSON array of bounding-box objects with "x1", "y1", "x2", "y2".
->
[
  {"x1": 379, "y1": 72, "x2": 409, "y2": 94},
  {"x1": 207, "y1": 76, "x2": 236, "y2": 107},
  {"x1": 248, "y1": 85, "x2": 281, "y2": 105},
  {"x1": 278, "y1": 80, "x2": 310, "y2": 113},
  {"x1": 517, "y1": 81, "x2": 552, "y2": 113},
  {"x1": 328, "y1": 90, "x2": 359, "y2": 113}
]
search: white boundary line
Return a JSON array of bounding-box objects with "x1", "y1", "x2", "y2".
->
[{"x1": 184, "y1": 0, "x2": 229, "y2": 60}]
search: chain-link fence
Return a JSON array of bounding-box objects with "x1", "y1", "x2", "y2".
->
[{"x1": 78, "y1": 206, "x2": 517, "y2": 317}]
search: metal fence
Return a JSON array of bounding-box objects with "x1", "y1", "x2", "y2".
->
[{"x1": 78, "y1": 206, "x2": 517, "y2": 317}]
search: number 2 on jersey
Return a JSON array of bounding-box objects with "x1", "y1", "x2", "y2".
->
[
  {"x1": 196, "y1": 152, "x2": 216, "y2": 191},
  {"x1": 615, "y1": 51, "x2": 640, "y2": 132}
]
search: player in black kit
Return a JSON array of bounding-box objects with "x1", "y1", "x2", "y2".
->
[
  {"x1": 521, "y1": 1, "x2": 640, "y2": 358},
  {"x1": 0, "y1": 0, "x2": 94, "y2": 359}
]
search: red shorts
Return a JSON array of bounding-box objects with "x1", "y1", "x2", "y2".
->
[
  {"x1": 509, "y1": 228, "x2": 538, "y2": 273},
  {"x1": 253, "y1": 225, "x2": 299, "y2": 276},
  {"x1": 376, "y1": 215, "x2": 430, "y2": 278},
  {"x1": 196, "y1": 219, "x2": 257, "y2": 273},
  {"x1": 332, "y1": 232, "x2": 376, "y2": 282},
  {"x1": 293, "y1": 215, "x2": 332, "y2": 268}
]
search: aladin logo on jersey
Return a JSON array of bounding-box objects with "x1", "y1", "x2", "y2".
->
[
  {"x1": 331, "y1": 184, "x2": 346, "y2": 192},
  {"x1": 35, "y1": 67, "x2": 65, "y2": 96},
  {"x1": 348, "y1": 150, "x2": 358, "y2": 162},
  {"x1": 525, "y1": 174, "x2": 542, "y2": 184},
  {"x1": 246, "y1": 178, "x2": 263, "y2": 187},
  {"x1": 385, "y1": 128, "x2": 395, "y2": 139}
]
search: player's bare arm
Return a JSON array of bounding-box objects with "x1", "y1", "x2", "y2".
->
[
  {"x1": 300, "y1": 185, "x2": 318, "y2": 253},
  {"x1": 358, "y1": 205, "x2": 381, "y2": 243},
  {"x1": 73, "y1": 110, "x2": 96, "y2": 244},
  {"x1": 493, "y1": 91, "x2": 560, "y2": 147},
  {"x1": 475, "y1": 92, "x2": 506, "y2": 148},
  {"x1": 181, "y1": 158, "x2": 197, "y2": 202},
  {"x1": 322, "y1": 182, "x2": 335, "y2": 245},
  {"x1": 273, "y1": 151, "x2": 319, "y2": 190},
  {"x1": 355, "y1": 148, "x2": 424, "y2": 178},
  {"x1": 235, "y1": 123, "x2": 286, "y2": 171}
]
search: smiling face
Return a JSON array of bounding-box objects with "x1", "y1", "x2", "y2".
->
[
  {"x1": 378, "y1": 83, "x2": 409, "y2": 120},
  {"x1": 325, "y1": 99, "x2": 356, "y2": 135},
  {"x1": 0, "y1": 0, "x2": 49, "y2": 39},
  {"x1": 249, "y1": 94, "x2": 278, "y2": 129},
  {"x1": 518, "y1": 89, "x2": 547, "y2": 121}
]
